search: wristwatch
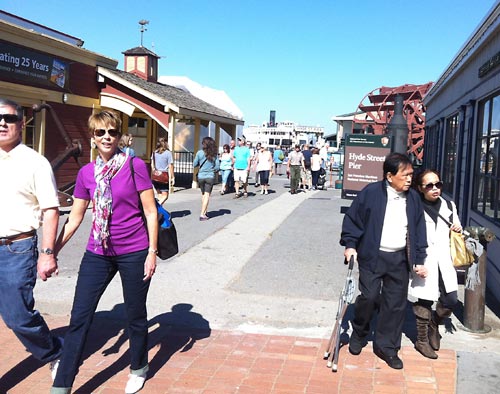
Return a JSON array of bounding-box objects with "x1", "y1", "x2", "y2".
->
[{"x1": 40, "y1": 248, "x2": 54, "y2": 255}]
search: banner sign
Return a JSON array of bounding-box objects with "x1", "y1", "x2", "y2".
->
[
  {"x1": 341, "y1": 134, "x2": 391, "y2": 199},
  {"x1": 0, "y1": 41, "x2": 69, "y2": 89}
]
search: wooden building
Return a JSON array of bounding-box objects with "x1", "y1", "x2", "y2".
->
[{"x1": 0, "y1": 11, "x2": 243, "y2": 194}]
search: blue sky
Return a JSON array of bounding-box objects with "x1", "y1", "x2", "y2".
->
[{"x1": 2, "y1": 0, "x2": 496, "y2": 133}]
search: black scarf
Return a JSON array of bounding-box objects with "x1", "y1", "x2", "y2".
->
[{"x1": 422, "y1": 197, "x2": 442, "y2": 225}]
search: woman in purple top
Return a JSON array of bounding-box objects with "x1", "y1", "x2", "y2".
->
[{"x1": 51, "y1": 110, "x2": 158, "y2": 394}]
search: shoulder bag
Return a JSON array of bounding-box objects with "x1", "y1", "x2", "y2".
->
[
  {"x1": 435, "y1": 199, "x2": 475, "y2": 267},
  {"x1": 151, "y1": 152, "x2": 169, "y2": 185},
  {"x1": 130, "y1": 158, "x2": 178, "y2": 260}
]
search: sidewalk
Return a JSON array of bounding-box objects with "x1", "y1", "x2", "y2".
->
[
  {"x1": 0, "y1": 315, "x2": 456, "y2": 394},
  {"x1": 4, "y1": 180, "x2": 496, "y2": 393}
]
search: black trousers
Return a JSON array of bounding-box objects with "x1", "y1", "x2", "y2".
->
[{"x1": 352, "y1": 249, "x2": 409, "y2": 356}]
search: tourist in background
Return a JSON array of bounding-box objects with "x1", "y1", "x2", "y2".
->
[
  {"x1": 151, "y1": 137, "x2": 174, "y2": 205},
  {"x1": 219, "y1": 143, "x2": 232, "y2": 195},
  {"x1": 300, "y1": 144, "x2": 312, "y2": 191},
  {"x1": 409, "y1": 169, "x2": 460, "y2": 359},
  {"x1": 193, "y1": 137, "x2": 220, "y2": 220},
  {"x1": 310, "y1": 148, "x2": 323, "y2": 190},
  {"x1": 252, "y1": 142, "x2": 262, "y2": 187},
  {"x1": 232, "y1": 137, "x2": 251, "y2": 198},
  {"x1": 255, "y1": 144, "x2": 273, "y2": 195},
  {"x1": 287, "y1": 144, "x2": 305, "y2": 194},
  {"x1": 273, "y1": 144, "x2": 285, "y2": 175},
  {"x1": 119, "y1": 133, "x2": 135, "y2": 157}
]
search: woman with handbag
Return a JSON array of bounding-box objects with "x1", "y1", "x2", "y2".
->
[
  {"x1": 151, "y1": 138, "x2": 174, "y2": 205},
  {"x1": 409, "y1": 169, "x2": 462, "y2": 359},
  {"x1": 193, "y1": 137, "x2": 219, "y2": 221},
  {"x1": 51, "y1": 110, "x2": 158, "y2": 394}
]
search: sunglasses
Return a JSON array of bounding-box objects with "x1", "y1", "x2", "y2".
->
[
  {"x1": 0, "y1": 114, "x2": 20, "y2": 124},
  {"x1": 422, "y1": 181, "x2": 443, "y2": 191},
  {"x1": 94, "y1": 128, "x2": 120, "y2": 138}
]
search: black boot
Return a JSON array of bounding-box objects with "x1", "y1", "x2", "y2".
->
[
  {"x1": 429, "y1": 303, "x2": 452, "y2": 351},
  {"x1": 413, "y1": 304, "x2": 438, "y2": 359}
]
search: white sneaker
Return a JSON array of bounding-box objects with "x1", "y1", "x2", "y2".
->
[
  {"x1": 49, "y1": 359, "x2": 60, "y2": 382},
  {"x1": 125, "y1": 372, "x2": 147, "y2": 393}
]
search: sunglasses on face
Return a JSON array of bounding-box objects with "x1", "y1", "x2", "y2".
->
[
  {"x1": 422, "y1": 181, "x2": 443, "y2": 191},
  {"x1": 94, "y1": 128, "x2": 120, "y2": 138},
  {"x1": 0, "y1": 114, "x2": 20, "y2": 124}
]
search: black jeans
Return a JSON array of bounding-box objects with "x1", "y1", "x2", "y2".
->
[{"x1": 53, "y1": 249, "x2": 151, "y2": 390}]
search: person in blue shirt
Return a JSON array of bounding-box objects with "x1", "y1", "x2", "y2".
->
[
  {"x1": 119, "y1": 133, "x2": 136, "y2": 157},
  {"x1": 193, "y1": 137, "x2": 220, "y2": 220},
  {"x1": 273, "y1": 145, "x2": 285, "y2": 175},
  {"x1": 232, "y1": 137, "x2": 251, "y2": 198}
]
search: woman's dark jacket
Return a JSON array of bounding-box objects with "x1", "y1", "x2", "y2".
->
[{"x1": 340, "y1": 180, "x2": 427, "y2": 272}]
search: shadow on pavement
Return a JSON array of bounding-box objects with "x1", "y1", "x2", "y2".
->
[
  {"x1": 170, "y1": 209, "x2": 191, "y2": 218},
  {"x1": 74, "y1": 303, "x2": 210, "y2": 393},
  {"x1": 208, "y1": 209, "x2": 231, "y2": 218}
]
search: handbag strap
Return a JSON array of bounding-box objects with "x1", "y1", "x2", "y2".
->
[{"x1": 431, "y1": 198, "x2": 471, "y2": 238}]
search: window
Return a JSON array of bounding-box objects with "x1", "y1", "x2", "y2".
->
[
  {"x1": 442, "y1": 114, "x2": 459, "y2": 194},
  {"x1": 474, "y1": 95, "x2": 500, "y2": 223},
  {"x1": 424, "y1": 123, "x2": 440, "y2": 171}
]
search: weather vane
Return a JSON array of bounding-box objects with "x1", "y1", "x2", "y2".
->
[{"x1": 139, "y1": 19, "x2": 149, "y2": 47}]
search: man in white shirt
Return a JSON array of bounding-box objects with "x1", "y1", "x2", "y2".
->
[{"x1": 0, "y1": 98, "x2": 62, "y2": 378}]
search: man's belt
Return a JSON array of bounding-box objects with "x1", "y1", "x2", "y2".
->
[{"x1": 0, "y1": 230, "x2": 36, "y2": 246}]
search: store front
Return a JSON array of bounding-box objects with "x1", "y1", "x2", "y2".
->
[{"x1": 423, "y1": 2, "x2": 500, "y2": 303}]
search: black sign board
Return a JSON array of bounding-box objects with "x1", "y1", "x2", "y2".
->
[
  {"x1": 0, "y1": 41, "x2": 69, "y2": 89},
  {"x1": 341, "y1": 134, "x2": 391, "y2": 199}
]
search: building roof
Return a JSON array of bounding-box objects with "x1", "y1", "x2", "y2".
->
[
  {"x1": 99, "y1": 67, "x2": 244, "y2": 125},
  {"x1": 122, "y1": 46, "x2": 160, "y2": 58}
]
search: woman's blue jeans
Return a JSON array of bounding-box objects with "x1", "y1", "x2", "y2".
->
[
  {"x1": 221, "y1": 169, "x2": 231, "y2": 185},
  {"x1": 0, "y1": 236, "x2": 62, "y2": 362},
  {"x1": 52, "y1": 249, "x2": 151, "y2": 391}
]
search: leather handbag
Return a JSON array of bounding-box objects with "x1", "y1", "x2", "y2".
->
[
  {"x1": 450, "y1": 231, "x2": 475, "y2": 267},
  {"x1": 151, "y1": 152, "x2": 169, "y2": 184},
  {"x1": 152, "y1": 169, "x2": 169, "y2": 184},
  {"x1": 434, "y1": 199, "x2": 475, "y2": 267}
]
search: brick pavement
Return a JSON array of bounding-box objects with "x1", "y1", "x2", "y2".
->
[{"x1": 0, "y1": 315, "x2": 456, "y2": 394}]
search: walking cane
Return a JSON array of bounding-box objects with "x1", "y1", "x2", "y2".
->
[{"x1": 324, "y1": 255, "x2": 356, "y2": 372}]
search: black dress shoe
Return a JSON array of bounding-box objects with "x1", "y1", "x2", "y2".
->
[
  {"x1": 348, "y1": 333, "x2": 367, "y2": 355},
  {"x1": 373, "y1": 347, "x2": 403, "y2": 369}
]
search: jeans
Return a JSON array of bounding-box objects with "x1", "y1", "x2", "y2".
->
[
  {"x1": 0, "y1": 236, "x2": 62, "y2": 362},
  {"x1": 52, "y1": 249, "x2": 151, "y2": 392},
  {"x1": 221, "y1": 169, "x2": 231, "y2": 185}
]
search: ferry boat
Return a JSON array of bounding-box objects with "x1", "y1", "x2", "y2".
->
[{"x1": 242, "y1": 111, "x2": 324, "y2": 149}]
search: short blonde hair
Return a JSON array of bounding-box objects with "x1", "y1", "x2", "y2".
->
[{"x1": 88, "y1": 110, "x2": 122, "y2": 137}]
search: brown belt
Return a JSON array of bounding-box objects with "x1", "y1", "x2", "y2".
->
[{"x1": 0, "y1": 230, "x2": 36, "y2": 246}]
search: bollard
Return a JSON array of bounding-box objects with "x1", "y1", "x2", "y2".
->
[{"x1": 462, "y1": 227, "x2": 496, "y2": 333}]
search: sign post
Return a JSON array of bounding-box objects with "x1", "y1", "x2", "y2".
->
[{"x1": 341, "y1": 134, "x2": 391, "y2": 199}]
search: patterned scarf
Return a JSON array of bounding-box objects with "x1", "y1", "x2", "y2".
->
[{"x1": 92, "y1": 151, "x2": 127, "y2": 250}]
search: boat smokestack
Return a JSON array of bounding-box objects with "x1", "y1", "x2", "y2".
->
[{"x1": 269, "y1": 110, "x2": 276, "y2": 127}]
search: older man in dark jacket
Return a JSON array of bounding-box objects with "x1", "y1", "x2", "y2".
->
[{"x1": 340, "y1": 153, "x2": 427, "y2": 369}]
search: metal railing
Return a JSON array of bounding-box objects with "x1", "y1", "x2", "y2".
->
[{"x1": 173, "y1": 151, "x2": 195, "y2": 187}]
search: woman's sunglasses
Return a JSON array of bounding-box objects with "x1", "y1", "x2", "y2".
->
[
  {"x1": 0, "y1": 114, "x2": 20, "y2": 123},
  {"x1": 422, "y1": 181, "x2": 443, "y2": 191},
  {"x1": 94, "y1": 128, "x2": 120, "y2": 138}
]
